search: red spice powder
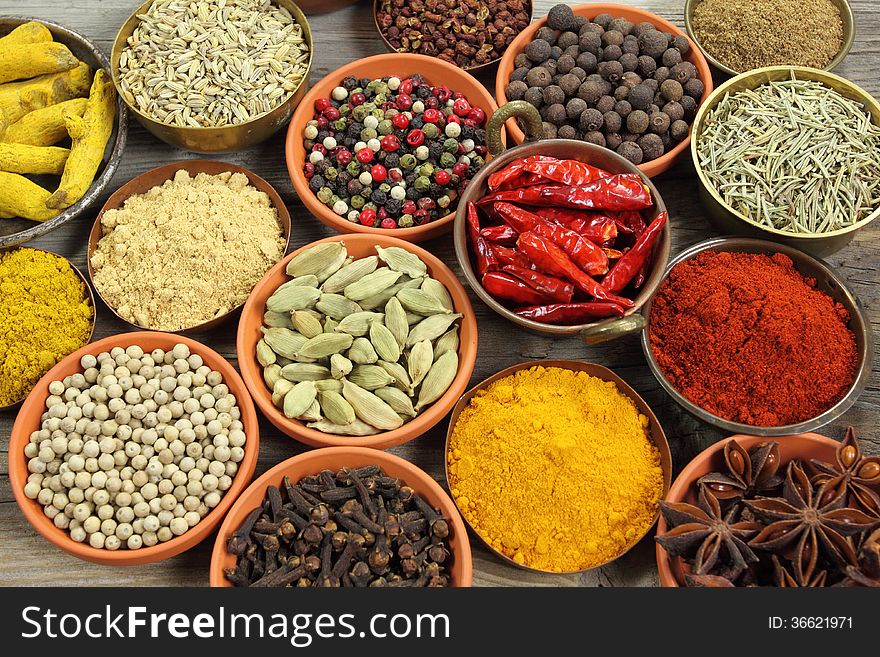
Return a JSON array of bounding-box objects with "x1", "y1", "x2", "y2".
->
[{"x1": 648, "y1": 251, "x2": 858, "y2": 426}]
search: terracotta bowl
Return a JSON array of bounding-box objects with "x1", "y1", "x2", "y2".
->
[
  {"x1": 210, "y1": 446, "x2": 473, "y2": 586},
  {"x1": 8, "y1": 332, "x2": 260, "y2": 566},
  {"x1": 87, "y1": 160, "x2": 292, "y2": 333},
  {"x1": 656, "y1": 432, "x2": 840, "y2": 587},
  {"x1": 494, "y1": 3, "x2": 714, "y2": 178},
  {"x1": 285, "y1": 53, "x2": 500, "y2": 242},
  {"x1": 237, "y1": 233, "x2": 478, "y2": 449},
  {"x1": 445, "y1": 359, "x2": 672, "y2": 575}
]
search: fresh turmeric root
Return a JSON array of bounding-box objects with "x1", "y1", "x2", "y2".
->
[
  {"x1": 0, "y1": 41, "x2": 80, "y2": 84},
  {"x1": 0, "y1": 22, "x2": 53, "y2": 47},
  {"x1": 0, "y1": 143, "x2": 69, "y2": 175},
  {"x1": 0, "y1": 61, "x2": 90, "y2": 133},
  {"x1": 46, "y1": 69, "x2": 115, "y2": 210},
  {"x1": 1, "y1": 97, "x2": 88, "y2": 146},
  {"x1": 0, "y1": 171, "x2": 60, "y2": 221}
]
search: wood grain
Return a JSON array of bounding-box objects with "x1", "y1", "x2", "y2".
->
[{"x1": 1, "y1": 0, "x2": 877, "y2": 588}]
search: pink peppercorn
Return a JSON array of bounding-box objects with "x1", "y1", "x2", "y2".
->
[
  {"x1": 381, "y1": 217, "x2": 397, "y2": 229},
  {"x1": 453, "y1": 98, "x2": 471, "y2": 116},
  {"x1": 359, "y1": 208, "x2": 377, "y2": 226},
  {"x1": 396, "y1": 94, "x2": 413, "y2": 111},
  {"x1": 392, "y1": 113, "x2": 410, "y2": 130},
  {"x1": 380, "y1": 135, "x2": 400, "y2": 152},
  {"x1": 434, "y1": 170, "x2": 451, "y2": 185},
  {"x1": 356, "y1": 148, "x2": 374, "y2": 164},
  {"x1": 335, "y1": 148, "x2": 352, "y2": 166},
  {"x1": 314, "y1": 98, "x2": 332, "y2": 112},
  {"x1": 324, "y1": 107, "x2": 340, "y2": 121},
  {"x1": 406, "y1": 129, "x2": 425, "y2": 147},
  {"x1": 371, "y1": 164, "x2": 387, "y2": 182},
  {"x1": 349, "y1": 92, "x2": 366, "y2": 106}
]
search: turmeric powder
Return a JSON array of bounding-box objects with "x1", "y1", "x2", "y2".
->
[
  {"x1": 2, "y1": 97, "x2": 88, "y2": 146},
  {"x1": 0, "y1": 248, "x2": 93, "y2": 407},
  {"x1": 447, "y1": 366, "x2": 665, "y2": 572}
]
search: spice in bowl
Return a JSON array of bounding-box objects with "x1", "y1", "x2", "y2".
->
[
  {"x1": 0, "y1": 248, "x2": 93, "y2": 407},
  {"x1": 258, "y1": 241, "x2": 461, "y2": 435},
  {"x1": 224, "y1": 465, "x2": 453, "y2": 587},
  {"x1": 467, "y1": 156, "x2": 665, "y2": 324},
  {"x1": 506, "y1": 4, "x2": 704, "y2": 164},
  {"x1": 448, "y1": 366, "x2": 664, "y2": 572},
  {"x1": 691, "y1": 0, "x2": 844, "y2": 72},
  {"x1": 22, "y1": 342, "x2": 247, "y2": 550},
  {"x1": 90, "y1": 169, "x2": 285, "y2": 331},
  {"x1": 697, "y1": 74, "x2": 880, "y2": 235},
  {"x1": 376, "y1": 0, "x2": 532, "y2": 69},
  {"x1": 117, "y1": 0, "x2": 309, "y2": 127},
  {"x1": 302, "y1": 74, "x2": 488, "y2": 229},
  {"x1": 648, "y1": 250, "x2": 858, "y2": 427}
]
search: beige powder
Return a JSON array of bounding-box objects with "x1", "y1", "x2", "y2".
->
[{"x1": 91, "y1": 169, "x2": 285, "y2": 331}]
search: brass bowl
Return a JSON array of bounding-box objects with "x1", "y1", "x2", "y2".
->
[
  {"x1": 110, "y1": 0, "x2": 313, "y2": 153},
  {"x1": 684, "y1": 0, "x2": 855, "y2": 77},
  {"x1": 691, "y1": 66, "x2": 880, "y2": 257},
  {"x1": 444, "y1": 359, "x2": 672, "y2": 575}
]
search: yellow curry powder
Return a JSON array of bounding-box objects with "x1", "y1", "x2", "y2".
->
[
  {"x1": 447, "y1": 366, "x2": 664, "y2": 572},
  {"x1": 0, "y1": 248, "x2": 92, "y2": 406}
]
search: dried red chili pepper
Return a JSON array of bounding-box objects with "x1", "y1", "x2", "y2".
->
[
  {"x1": 502, "y1": 264, "x2": 574, "y2": 304},
  {"x1": 466, "y1": 201, "x2": 498, "y2": 276},
  {"x1": 480, "y1": 224, "x2": 518, "y2": 245},
  {"x1": 615, "y1": 210, "x2": 648, "y2": 287},
  {"x1": 482, "y1": 272, "x2": 553, "y2": 305},
  {"x1": 521, "y1": 155, "x2": 610, "y2": 186},
  {"x1": 531, "y1": 207, "x2": 619, "y2": 244},
  {"x1": 478, "y1": 176, "x2": 652, "y2": 211},
  {"x1": 487, "y1": 155, "x2": 557, "y2": 191},
  {"x1": 603, "y1": 248, "x2": 624, "y2": 260},
  {"x1": 515, "y1": 302, "x2": 626, "y2": 325},
  {"x1": 490, "y1": 244, "x2": 532, "y2": 269},
  {"x1": 601, "y1": 211, "x2": 667, "y2": 294}
]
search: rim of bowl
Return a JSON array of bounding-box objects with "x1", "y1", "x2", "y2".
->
[
  {"x1": 444, "y1": 359, "x2": 672, "y2": 575},
  {"x1": 640, "y1": 236, "x2": 874, "y2": 436},
  {"x1": 86, "y1": 159, "x2": 292, "y2": 334},
  {"x1": 236, "y1": 233, "x2": 478, "y2": 450},
  {"x1": 0, "y1": 247, "x2": 96, "y2": 411},
  {"x1": 452, "y1": 139, "x2": 671, "y2": 335},
  {"x1": 683, "y1": 0, "x2": 855, "y2": 77},
  {"x1": 0, "y1": 16, "x2": 128, "y2": 248},
  {"x1": 494, "y1": 3, "x2": 714, "y2": 178},
  {"x1": 209, "y1": 446, "x2": 473, "y2": 586},
  {"x1": 690, "y1": 65, "x2": 880, "y2": 240},
  {"x1": 285, "y1": 52, "x2": 500, "y2": 240},
  {"x1": 8, "y1": 332, "x2": 260, "y2": 566},
  {"x1": 655, "y1": 432, "x2": 840, "y2": 587},
  {"x1": 109, "y1": 0, "x2": 313, "y2": 133}
]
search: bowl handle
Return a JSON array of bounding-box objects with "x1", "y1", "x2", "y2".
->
[
  {"x1": 579, "y1": 314, "x2": 646, "y2": 345},
  {"x1": 486, "y1": 101, "x2": 543, "y2": 155}
]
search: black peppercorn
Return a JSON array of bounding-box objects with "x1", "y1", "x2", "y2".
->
[
  {"x1": 638, "y1": 30, "x2": 667, "y2": 58},
  {"x1": 524, "y1": 86, "x2": 545, "y2": 108},
  {"x1": 603, "y1": 110, "x2": 622, "y2": 133},
  {"x1": 371, "y1": 189, "x2": 387, "y2": 205},
  {"x1": 670, "y1": 119, "x2": 690, "y2": 141},
  {"x1": 617, "y1": 141, "x2": 643, "y2": 164},
  {"x1": 684, "y1": 78, "x2": 704, "y2": 99},
  {"x1": 558, "y1": 124, "x2": 578, "y2": 139},
  {"x1": 536, "y1": 26, "x2": 557, "y2": 44},
  {"x1": 627, "y1": 109, "x2": 649, "y2": 134},
  {"x1": 405, "y1": 187, "x2": 419, "y2": 201},
  {"x1": 566, "y1": 97, "x2": 588, "y2": 119},
  {"x1": 603, "y1": 44, "x2": 623, "y2": 61},
  {"x1": 649, "y1": 111, "x2": 670, "y2": 134},
  {"x1": 614, "y1": 99, "x2": 632, "y2": 117},
  {"x1": 506, "y1": 80, "x2": 528, "y2": 100},
  {"x1": 557, "y1": 54, "x2": 576, "y2": 74},
  {"x1": 661, "y1": 101, "x2": 684, "y2": 122},
  {"x1": 309, "y1": 175, "x2": 325, "y2": 192},
  {"x1": 606, "y1": 132, "x2": 623, "y2": 150},
  {"x1": 577, "y1": 80, "x2": 604, "y2": 103},
  {"x1": 548, "y1": 4, "x2": 578, "y2": 31},
  {"x1": 584, "y1": 130, "x2": 606, "y2": 146},
  {"x1": 525, "y1": 39, "x2": 552, "y2": 63},
  {"x1": 627, "y1": 84, "x2": 653, "y2": 110},
  {"x1": 341, "y1": 75, "x2": 358, "y2": 90},
  {"x1": 637, "y1": 133, "x2": 664, "y2": 161},
  {"x1": 579, "y1": 107, "x2": 604, "y2": 132},
  {"x1": 526, "y1": 67, "x2": 552, "y2": 88},
  {"x1": 596, "y1": 94, "x2": 616, "y2": 113},
  {"x1": 598, "y1": 60, "x2": 623, "y2": 82},
  {"x1": 385, "y1": 198, "x2": 402, "y2": 215},
  {"x1": 543, "y1": 85, "x2": 566, "y2": 105},
  {"x1": 416, "y1": 85, "x2": 431, "y2": 99},
  {"x1": 620, "y1": 52, "x2": 639, "y2": 72},
  {"x1": 660, "y1": 79, "x2": 683, "y2": 102},
  {"x1": 428, "y1": 142, "x2": 443, "y2": 160},
  {"x1": 662, "y1": 48, "x2": 682, "y2": 68}
]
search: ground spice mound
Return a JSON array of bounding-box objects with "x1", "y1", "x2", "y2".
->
[
  {"x1": 91, "y1": 170, "x2": 284, "y2": 331},
  {"x1": 447, "y1": 366, "x2": 664, "y2": 572},
  {"x1": 692, "y1": 0, "x2": 843, "y2": 71},
  {"x1": 649, "y1": 251, "x2": 858, "y2": 426}
]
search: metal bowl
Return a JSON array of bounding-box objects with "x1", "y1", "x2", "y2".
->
[
  {"x1": 110, "y1": 0, "x2": 312, "y2": 153},
  {"x1": 0, "y1": 17, "x2": 127, "y2": 248},
  {"x1": 640, "y1": 237, "x2": 873, "y2": 437},
  {"x1": 691, "y1": 66, "x2": 880, "y2": 257},
  {"x1": 684, "y1": 0, "x2": 855, "y2": 77}
]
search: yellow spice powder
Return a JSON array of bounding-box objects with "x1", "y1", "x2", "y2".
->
[{"x1": 447, "y1": 366, "x2": 664, "y2": 572}]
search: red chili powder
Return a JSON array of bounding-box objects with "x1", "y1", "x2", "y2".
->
[{"x1": 648, "y1": 251, "x2": 858, "y2": 426}]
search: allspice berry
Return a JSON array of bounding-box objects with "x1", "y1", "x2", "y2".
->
[
  {"x1": 566, "y1": 97, "x2": 588, "y2": 119},
  {"x1": 672, "y1": 35, "x2": 690, "y2": 55},
  {"x1": 544, "y1": 103, "x2": 567, "y2": 126},
  {"x1": 617, "y1": 141, "x2": 643, "y2": 164},
  {"x1": 524, "y1": 86, "x2": 545, "y2": 108},
  {"x1": 526, "y1": 39, "x2": 552, "y2": 63},
  {"x1": 526, "y1": 67, "x2": 552, "y2": 88},
  {"x1": 620, "y1": 71, "x2": 642, "y2": 89},
  {"x1": 614, "y1": 100, "x2": 632, "y2": 117},
  {"x1": 603, "y1": 44, "x2": 623, "y2": 61},
  {"x1": 602, "y1": 30, "x2": 624, "y2": 47},
  {"x1": 578, "y1": 80, "x2": 604, "y2": 103},
  {"x1": 661, "y1": 48, "x2": 682, "y2": 68},
  {"x1": 637, "y1": 55, "x2": 657, "y2": 77},
  {"x1": 620, "y1": 52, "x2": 639, "y2": 72},
  {"x1": 670, "y1": 61, "x2": 697, "y2": 83},
  {"x1": 506, "y1": 80, "x2": 528, "y2": 101},
  {"x1": 649, "y1": 111, "x2": 670, "y2": 134},
  {"x1": 558, "y1": 73, "x2": 582, "y2": 97},
  {"x1": 543, "y1": 85, "x2": 566, "y2": 106},
  {"x1": 578, "y1": 31, "x2": 602, "y2": 55},
  {"x1": 680, "y1": 95, "x2": 697, "y2": 119},
  {"x1": 608, "y1": 17, "x2": 633, "y2": 35},
  {"x1": 558, "y1": 124, "x2": 578, "y2": 139},
  {"x1": 660, "y1": 79, "x2": 683, "y2": 102},
  {"x1": 606, "y1": 132, "x2": 623, "y2": 150},
  {"x1": 598, "y1": 60, "x2": 624, "y2": 82},
  {"x1": 638, "y1": 30, "x2": 667, "y2": 58},
  {"x1": 511, "y1": 67, "x2": 529, "y2": 82},
  {"x1": 603, "y1": 111, "x2": 623, "y2": 133},
  {"x1": 557, "y1": 54, "x2": 576, "y2": 74},
  {"x1": 584, "y1": 131, "x2": 606, "y2": 146},
  {"x1": 547, "y1": 3, "x2": 578, "y2": 31},
  {"x1": 684, "y1": 78, "x2": 704, "y2": 99},
  {"x1": 576, "y1": 51, "x2": 599, "y2": 73},
  {"x1": 536, "y1": 26, "x2": 557, "y2": 44},
  {"x1": 541, "y1": 122, "x2": 558, "y2": 139},
  {"x1": 558, "y1": 31, "x2": 579, "y2": 49},
  {"x1": 637, "y1": 133, "x2": 664, "y2": 160},
  {"x1": 662, "y1": 101, "x2": 684, "y2": 123},
  {"x1": 579, "y1": 108, "x2": 604, "y2": 132},
  {"x1": 670, "y1": 119, "x2": 690, "y2": 141},
  {"x1": 627, "y1": 109, "x2": 649, "y2": 134},
  {"x1": 596, "y1": 95, "x2": 616, "y2": 113},
  {"x1": 627, "y1": 84, "x2": 653, "y2": 110}
]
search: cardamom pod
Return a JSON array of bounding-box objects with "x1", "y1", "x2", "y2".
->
[
  {"x1": 262, "y1": 327, "x2": 307, "y2": 359},
  {"x1": 369, "y1": 321, "x2": 400, "y2": 362},
  {"x1": 375, "y1": 386, "x2": 417, "y2": 418},
  {"x1": 266, "y1": 285, "x2": 321, "y2": 313},
  {"x1": 347, "y1": 337, "x2": 378, "y2": 364},
  {"x1": 330, "y1": 353, "x2": 353, "y2": 379},
  {"x1": 286, "y1": 242, "x2": 346, "y2": 277},
  {"x1": 282, "y1": 274, "x2": 319, "y2": 288},
  {"x1": 315, "y1": 250, "x2": 350, "y2": 284},
  {"x1": 421, "y1": 277, "x2": 454, "y2": 312},
  {"x1": 297, "y1": 400, "x2": 323, "y2": 422},
  {"x1": 272, "y1": 379, "x2": 294, "y2": 407},
  {"x1": 314, "y1": 378, "x2": 343, "y2": 393},
  {"x1": 256, "y1": 339, "x2": 276, "y2": 367},
  {"x1": 291, "y1": 310, "x2": 324, "y2": 339},
  {"x1": 295, "y1": 333, "x2": 354, "y2": 359},
  {"x1": 349, "y1": 364, "x2": 396, "y2": 390},
  {"x1": 433, "y1": 327, "x2": 459, "y2": 361},
  {"x1": 375, "y1": 245, "x2": 428, "y2": 278},
  {"x1": 321, "y1": 255, "x2": 379, "y2": 294},
  {"x1": 407, "y1": 339, "x2": 434, "y2": 388},
  {"x1": 384, "y1": 297, "x2": 409, "y2": 348},
  {"x1": 323, "y1": 316, "x2": 338, "y2": 333},
  {"x1": 415, "y1": 352, "x2": 458, "y2": 411},
  {"x1": 341, "y1": 378, "x2": 404, "y2": 431},
  {"x1": 276, "y1": 356, "x2": 294, "y2": 367},
  {"x1": 343, "y1": 268, "x2": 403, "y2": 302},
  {"x1": 359, "y1": 276, "x2": 423, "y2": 310},
  {"x1": 406, "y1": 313, "x2": 463, "y2": 346},
  {"x1": 283, "y1": 381, "x2": 317, "y2": 419},
  {"x1": 377, "y1": 360, "x2": 413, "y2": 394},
  {"x1": 263, "y1": 363, "x2": 282, "y2": 389},
  {"x1": 281, "y1": 363, "x2": 331, "y2": 382},
  {"x1": 397, "y1": 288, "x2": 451, "y2": 316},
  {"x1": 406, "y1": 312, "x2": 423, "y2": 325},
  {"x1": 263, "y1": 310, "x2": 293, "y2": 329},
  {"x1": 334, "y1": 311, "x2": 385, "y2": 337},
  {"x1": 316, "y1": 293, "x2": 363, "y2": 320},
  {"x1": 318, "y1": 390, "x2": 356, "y2": 425},
  {"x1": 307, "y1": 419, "x2": 380, "y2": 436}
]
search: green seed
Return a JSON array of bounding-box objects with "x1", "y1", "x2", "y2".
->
[
  {"x1": 262, "y1": 327, "x2": 307, "y2": 359},
  {"x1": 358, "y1": 276, "x2": 423, "y2": 310},
  {"x1": 347, "y1": 337, "x2": 378, "y2": 364},
  {"x1": 263, "y1": 310, "x2": 293, "y2": 329},
  {"x1": 421, "y1": 277, "x2": 454, "y2": 312},
  {"x1": 283, "y1": 381, "x2": 317, "y2": 419},
  {"x1": 297, "y1": 400, "x2": 323, "y2": 422},
  {"x1": 307, "y1": 419, "x2": 380, "y2": 436},
  {"x1": 407, "y1": 339, "x2": 433, "y2": 388},
  {"x1": 286, "y1": 242, "x2": 347, "y2": 277},
  {"x1": 323, "y1": 316, "x2": 338, "y2": 333},
  {"x1": 295, "y1": 333, "x2": 354, "y2": 359},
  {"x1": 433, "y1": 327, "x2": 459, "y2": 361},
  {"x1": 377, "y1": 360, "x2": 413, "y2": 394},
  {"x1": 406, "y1": 313, "x2": 462, "y2": 346},
  {"x1": 316, "y1": 294, "x2": 363, "y2": 320},
  {"x1": 281, "y1": 274, "x2": 319, "y2": 288},
  {"x1": 315, "y1": 250, "x2": 349, "y2": 284},
  {"x1": 334, "y1": 311, "x2": 385, "y2": 337},
  {"x1": 321, "y1": 255, "x2": 379, "y2": 294},
  {"x1": 272, "y1": 378, "x2": 294, "y2": 407},
  {"x1": 397, "y1": 288, "x2": 451, "y2": 316},
  {"x1": 369, "y1": 321, "x2": 400, "y2": 362},
  {"x1": 292, "y1": 310, "x2": 323, "y2": 339},
  {"x1": 314, "y1": 378, "x2": 343, "y2": 393},
  {"x1": 330, "y1": 353, "x2": 353, "y2": 379},
  {"x1": 318, "y1": 390, "x2": 356, "y2": 425},
  {"x1": 375, "y1": 245, "x2": 428, "y2": 278},
  {"x1": 256, "y1": 339, "x2": 276, "y2": 367},
  {"x1": 341, "y1": 378, "x2": 404, "y2": 431},
  {"x1": 281, "y1": 363, "x2": 331, "y2": 382},
  {"x1": 384, "y1": 297, "x2": 409, "y2": 348},
  {"x1": 266, "y1": 285, "x2": 321, "y2": 313},
  {"x1": 343, "y1": 268, "x2": 403, "y2": 302},
  {"x1": 263, "y1": 363, "x2": 282, "y2": 389},
  {"x1": 349, "y1": 364, "x2": 396, "y2": 390},
  {"x1": 415, "y1": 351, "x2": 458, "y2": 412},
  {"x1": 375, "y1": 386, "x2": 416, "y2": 418}
]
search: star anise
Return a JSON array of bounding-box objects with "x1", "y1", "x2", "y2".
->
[
  {"x1": 699, "y1": 439, "x2": 784, "y2": 504},
  {"x1": 746, "y1": 462, "x2": 880, "y2": 587},
  {"x1": 810, "y1": 427, "x2": 880, "y2": 517},
  {"x1": 842, "y1": 528, "x2": 880, "y2": 587},
  {"x1": 684, "y1": 573, "x2": 736, "y2": 588},
  {"x1": 772, "y1": 556, "x2": 827, "y2": 587},
  {"x1": 656, "y1": 484, "x2": 762, "y2": 580}
]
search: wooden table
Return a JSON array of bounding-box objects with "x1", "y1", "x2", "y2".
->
[{"x1": 1, "y1": 0, "x2": 877, "y2": 587}]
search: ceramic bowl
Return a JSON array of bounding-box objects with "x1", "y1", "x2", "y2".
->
[
  {"x1": 453, "y1": 138, "x2": 670, "y2": 344},
  {"x1": 210, "y1": 446, "x2": 473, "y2": 586},
  {"x1": 494, "y1": 3, "x2": 713, "y2": 178},
  {"x1": 0, "y1": 17, "x2": 127, "y2": 248},
  {"x1": 87, "y1": 160, "x2": 292, "y2": 333},
  {"x1": 641, "y1": 237, "x2": 873, "y2": 436},
  {"x1": 8, "y1": 333, "x2": 260, "y2": 566},
  {"x1": 285, "y1": 53, "x2": 500, "y2": 242},
  {"x1": 656, "y1": 432, "x2": 840, "y2": 587},
  {"x1": 237, "y1": 233, "x2": 478, "y2": 449},
  {"x1": 445, "y1": 359, "x2": 672, "y2": 575},
  {"x1": 110, "y1": 0, "x2": 312, "y2": 153}
]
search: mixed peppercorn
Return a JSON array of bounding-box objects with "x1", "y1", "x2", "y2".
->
[{"x1": 303, "y1": 75, "x2": 488, "y2": 229}]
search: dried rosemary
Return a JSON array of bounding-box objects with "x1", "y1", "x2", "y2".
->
[{"x1": 697, "y1": 74, "x2": 880, "y2": 235}]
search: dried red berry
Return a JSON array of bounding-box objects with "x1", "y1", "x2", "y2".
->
[
  {"x1": 468, "y1": 107, "x2": 486, "y2": 124},
  {"x1": 356, "y1": 148, "x2": 374, "y2": 164},
  {"x1": 335, "y1": 148, "x2": 352, "y2": 166},
  {"x1": 452, "y1": 162, "x2": 469, "y2": 177},
  {"x1": 434, "y1": 170, "x2": 451, "y2": 185},
  {"x1": 314, "y1": 98, "x2": 332, "y2": 112},
  {"x1": 303, "y1": 162, "x2": 315, "y2": 179},
  {"x1": 453, "y1": 98, "x2": 471, "y2": 116},
  {"x1": 381, "y1": 217, "x2": 397, "y2": 229},
  {"x1": 396, "y1": 94, "x2": 413, "y2": 111},
  {"x1": 380, "y1": 135, "x2": 400, "y2": 152},
  {"x1": 370, "y1": 164, "x2": 387, "y2": 182},
  {"x1": 406, "y1": 129, "x2": 425, "y2": 147},
  {"x1": 324, "y1": 107, "x2": 340, "y2": 121},
  {"x1": 392, "y1": 113, "x2": 410, "y2": 130},
  {"x1": 359, "y1": 208, "x2": 377, "y2": 226},
  {"x1": 400, "y1": 79, "x2": 414, "y2": 95},
  {"x1": 349, "y1": 92, "x2": 366, "y2": 106},
  {"x1": 423, "y1": 108, "x2": 443, "y2": 124}
]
